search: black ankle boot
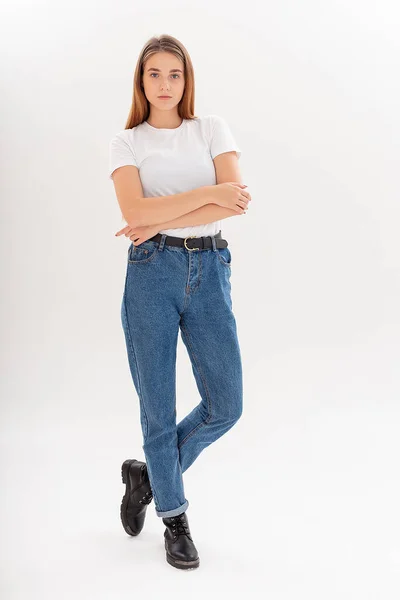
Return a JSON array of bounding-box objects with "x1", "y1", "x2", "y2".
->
[
  {"x1": 120, "y1": 459, "x2": 153, "y2": 536},
  {"x1": 162, "y1": 512, "x2": 200, "y2": 570}
]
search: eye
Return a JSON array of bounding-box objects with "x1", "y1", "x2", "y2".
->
[{"x1": 149, "y1": 73, "x2": 180, "y2": 79}]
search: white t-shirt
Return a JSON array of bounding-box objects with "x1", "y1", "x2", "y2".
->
[{"x1": 108, "y1": 114, "x2": 241, "y2": 239}]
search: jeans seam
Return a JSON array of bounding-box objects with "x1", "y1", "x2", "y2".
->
[
  {"x1": 156, "y1": 499, "x2": 189, "y2": 517},
  {"x1": 191, "y1": 247, "x2": 203, "y2": 292},
  {"x1": 122, "y1": 290, "x2": 163, "y2": 509},
  {"x1": 122, "y1": 292, "x2": 149, "y2": 440},
  {"x1": 128, "y1": 246, "x2": 160, "y2": 264},
  {"x1": 177, "y1": 320, "x2": 212, "y2": 449},
  {"x1": 217, "y1": 250, "x2": 231, "y2": 267}
]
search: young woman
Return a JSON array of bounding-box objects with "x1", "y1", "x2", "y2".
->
[{"x1": 109, "y1": 34, "x2": 251, "y2": 570}]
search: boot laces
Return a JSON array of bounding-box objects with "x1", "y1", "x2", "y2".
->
[
  {"x1": 171, "y1": 515, "x2": 190, "y2": 538},
  {"x1": 138, "y1": 490, "x2": 153, "y2": 505}
]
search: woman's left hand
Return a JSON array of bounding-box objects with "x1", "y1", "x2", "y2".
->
[{"x1": 114, "y1": 224, "x2": 160, "y2": 245}]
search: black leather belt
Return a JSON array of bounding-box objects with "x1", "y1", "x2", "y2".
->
[{"x1": 148, "y1": 230, "x2": 228, "y2": 252}]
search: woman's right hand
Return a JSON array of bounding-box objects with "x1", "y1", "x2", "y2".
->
[{"x1": 211, "y1": 182, "x2": 251, "y2": 214}]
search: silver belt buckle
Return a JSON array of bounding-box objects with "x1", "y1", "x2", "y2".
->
[{"x1": 183, "y1": 235, "x2": 199, "y2": 252}]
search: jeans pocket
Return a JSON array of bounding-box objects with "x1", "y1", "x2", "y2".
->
[
  {"x1": 128, "y1": 241, "x2": 159, "y2": 264},
  {"x1": 216, "y1": 246, "x2": 232, "y2": 267}
]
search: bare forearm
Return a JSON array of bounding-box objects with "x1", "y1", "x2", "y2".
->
[
  {"x1": 127, "y1": 185, "x2": 214, "y2": 227},
  {"x1": 148, "y1": 203, "x2": 238, "y2": 230}
]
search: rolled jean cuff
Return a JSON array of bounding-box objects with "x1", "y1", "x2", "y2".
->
[{"x1": 155, "y1": 499, "x2": 189, "y2": 518}]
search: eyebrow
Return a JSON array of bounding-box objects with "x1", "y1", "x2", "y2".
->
[{"x1": 147, "y1": 68, "x2": 183, "y2": 73}]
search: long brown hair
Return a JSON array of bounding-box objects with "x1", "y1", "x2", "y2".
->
[{"x1": 124, "y1": 34, "x2": 198, "y2": 129}]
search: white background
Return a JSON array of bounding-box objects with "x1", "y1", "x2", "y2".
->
[{"x1": 1, "y1": 0, "x2": 400, "y2": 597}]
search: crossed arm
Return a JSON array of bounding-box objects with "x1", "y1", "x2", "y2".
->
[
  {"x1": 142, "y1": 202, "x2": 239, "y2": 230},
  {"x1": 114, "y1": 151, "x2": 244, "y2": 237}
]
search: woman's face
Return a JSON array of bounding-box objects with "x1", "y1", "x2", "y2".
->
[{"x1": 142, "y1": 52, "x2": 185, "y2": 111}]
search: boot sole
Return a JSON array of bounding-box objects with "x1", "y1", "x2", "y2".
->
[
  {"x1": 120, "y1": 459, "x2": 141, "y2": 536},
  {"x1": 164, "y1": 540, "x2": 200, "y2": 570}
]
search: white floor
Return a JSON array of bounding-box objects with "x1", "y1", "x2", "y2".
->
[{"x1": 2, "y1": 379, "x2": 400, "y2": 599}]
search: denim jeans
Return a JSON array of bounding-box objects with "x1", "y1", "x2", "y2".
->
[{"x1": 120, "y1": 232, "x2": 243, "y2": 518}]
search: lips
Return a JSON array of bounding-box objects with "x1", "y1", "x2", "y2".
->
[{"x1": 158, "y1": 96, "x2": 172, "y2": 98}]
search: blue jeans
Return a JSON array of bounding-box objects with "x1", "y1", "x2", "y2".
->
[{"x1": 120, "y1": 232, "x2": 243, "y2": 517}]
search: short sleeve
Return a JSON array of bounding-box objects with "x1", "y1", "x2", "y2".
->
[
  {"x1": 208, "y1": 114, "x2": 241, "y2": 160},
  {"x1": 108, "y1": 133, "x2": 138, "y2": 179}
]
